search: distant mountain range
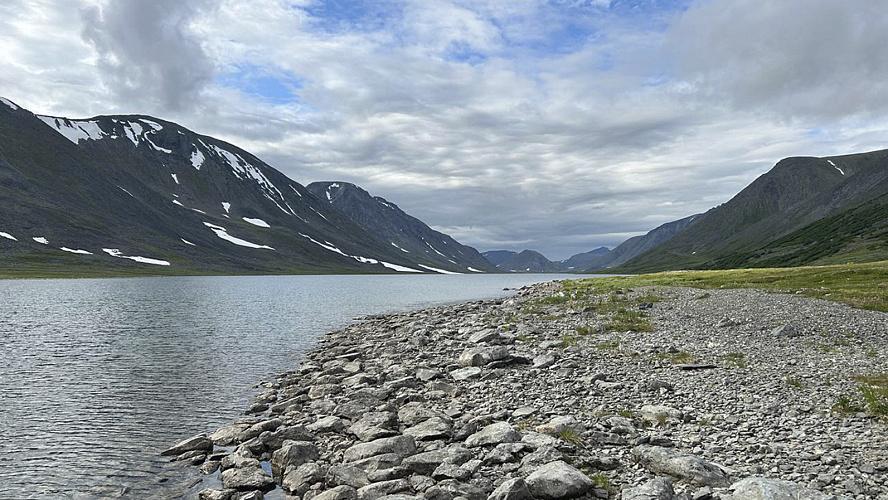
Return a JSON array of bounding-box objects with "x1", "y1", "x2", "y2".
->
[
  {"x1": 483, "y1": 149, "x2": 888, "y2": 274},
  {"x1": 0, "y1": 97, "x2": 493, "y2": 276}
]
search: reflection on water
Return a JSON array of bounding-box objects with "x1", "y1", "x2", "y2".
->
[{"x1": 0, "y1": 274, "x2": 565, "y2": 499}]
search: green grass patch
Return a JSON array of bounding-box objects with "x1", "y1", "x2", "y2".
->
[
  {"x1": 605, "y1": 308, "x2": 651, "y2": 332},
  {"x1": 654, "y1": 350, "x2": 695, "y2": 364},
  {"x1": 565, "y1": 260, "x2": 888, "y2": 312},
  {"x1": 721, "y1": 352, "x2": 747, "y2": 368}
]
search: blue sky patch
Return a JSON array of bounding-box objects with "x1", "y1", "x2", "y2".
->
[{"x1": 217, "y1": 64, "x2": 304, "y2": 105}]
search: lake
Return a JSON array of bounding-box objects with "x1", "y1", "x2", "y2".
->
[{"x1": 0, "y1": 273, "x2": 569, "y2": 500}]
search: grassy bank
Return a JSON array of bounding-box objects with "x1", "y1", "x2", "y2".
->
[{"x1": 570, "y1": 260, "x2": 888, "y2": 312}]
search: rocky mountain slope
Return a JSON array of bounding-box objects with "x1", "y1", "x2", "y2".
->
[
  {"x1": 307, "y1": 182, "x2": 493, "y2": 273},
  {"x1": 618, "y1": 150, "x2": 888, "y2": 272},
  {"x1": 482, "y1": 250, "x2": 519, "y2": 267},
  {"x1": 493, "y1": 250, "x2": 563, "y2": 273},
  {"x1": 560, "y1": 247, "x2": 611, "y2": 271},
  {"x1": 0, "y1": 98, "x2": 488, "y2": 275}
]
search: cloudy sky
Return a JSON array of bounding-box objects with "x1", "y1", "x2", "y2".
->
[{"x1": 2, "y1": 0, "x2": 887, "y2": 259}]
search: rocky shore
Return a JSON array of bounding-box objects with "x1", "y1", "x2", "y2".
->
[{"x1": 164, "y1": 280, "x2": 888, "y2": 500}]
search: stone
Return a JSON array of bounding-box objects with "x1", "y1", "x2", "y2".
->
[
  {"x1": 347, "y1": 453, "x2": 404, "y2": 473},
  {"x1": 199, "y1": 489, "x2": 234, "y2": 500},
  {"x1": 350, "y1": 412, "x2": 400, "y2": 442},
  {"x1": 357, "y1": 479, "x2": 412, "y2": 500},
  {"x1": 468, "y1": 329, "x2": 502, "y2": 343},
  {"x1": 520, "y1": 445, "x2": 564, "y2": 471},
  {"x1": 465, "y1": 422, "x2": 520, "y2": 447},
  {"x1": 459, "y1": 347, "x2": 510, "y2": 367},
  {"x1": 450, "y1": 367, "x2": 482, "y2": 381},
  {"x1": 771, "y1": 324, "x2": 801, "y2": 338},
  {"x1": 524, "y1": 461, "x2": 594, "y2": 500},
  {"x1": 344, "y1": 435, "x2": 417, "y2": 463},
  {"x1": 416, "y1": 368, "x2": 442, "y2": 382},
  {"x1": 404, "y1": 416, "x2": 453, "y2": 441},
  {"x1": 368, "y1": 466, "x2": 411, "y2": 482},
  {"x1": 431, "y1": 463, "x2": 471, "y2": 481},
  {"x1": 535, "y1": 416, "x2": 585, "y2": 436},
  {"x1": 327, "y1": 465, "x2": 371, "y2": 489},
  {"x1": 241, "y1": 419, "x2": 283, "y2": 442},
  {"x1": 233, "y1": 492, "x2": 264, "y2": 500},
  {"x1": 532, "y1": 355, "x2": 556, "y2": 369},
  {"x1": 521, "y1": 431, "x2": 560, "y2": 449},
  {"x1": 308, "y1": 416, "x2": 346, "y2": 434},
  {"x1": 210, "y1": 423, "x2": 254, "y2": 446},
  {"x1": 315, "y1": 485, "x2": 358, "y2": 500},
  {"x1": 632, "y1": 446, "x2": 731, "y2": 487},
  {"x1": 402, "y1": 447, "x2": 474, "y2": 475},
  {"x1": 220, "y1": 466, "x2": 275, "y2": 492},
  {"x1": 282, "y1": 462, "x2": 326, "y2": 495},
  {"x1": 639, "y1": 406, "x2": 684, "y2": 424},
  {"x1": 161, "y1": 434, "x2": 214, "y2": 456},
  {"x1": 487, "y1": 478, "x2": 533, "y2": 500},
  {"x1": 436, "y1": 480, "x2": 486, "y2": 500},
  {"x1": 271, "y1": 440, "x2": 320, "y2": 479},
  {"x1": 398, "y1": 402, "x2": 448, "y2": 425},
  {"x1": 729, "y1": 477, "x2": 836, "y2": 500},
  {"x1": 512, "y1": 407, "x2": 537, "y2": 419},
  {"x1": 263, "y1": 425, "x2": 315, "y2": 449},
  {"x1": 622, "y1": 477, "x2": 676, "y2": 500}
]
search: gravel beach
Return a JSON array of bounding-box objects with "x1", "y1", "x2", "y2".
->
[{"x1": 166, "y1": 280, "x2": 888, "y2": 500}]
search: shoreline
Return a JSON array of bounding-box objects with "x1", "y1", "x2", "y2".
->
[{"x1": 165, "y1": 280, "x2": 888, "y2": 500}]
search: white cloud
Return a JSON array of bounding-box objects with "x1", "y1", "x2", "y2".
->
[{"x1": 2, "y1": 0, "x2": 887, "y2": 260}]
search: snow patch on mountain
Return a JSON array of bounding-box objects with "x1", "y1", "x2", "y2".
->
[
  {"x1": 38, "y1": 116, "x2": 107, "y2": 144},
  {"x1": 418, "y1": 264, "x2": 460, "y2": 275},
  {"x1": 33, "y1": 237, "x2": 49, "y2": 245},
  {"x1": 299, "y1": 233, "x2": 422, "y2": 272},
  {"x1": 103, "y1": 248, "x2": 170, "y2": 266},
  {"x1": 243, "y1": 217, "x2": 270, "y2": 228},
  {"x1": 0, "y1": 97, "x2": 19, "y2": 110},
  {"x1": 191, "y1": 148, "x2": 205, "y2": 170},
  {"x1": 467, "y1": 267, "x2": 484, "y2": 273},
  {"x1": 222, "y1": 202, "x2": 231, "y2": 214},
  {"x1": 171, "y1": 173, "x2": 179, "y2": 185},
  {"x1": 181, "y1": 239, "x2": 196, "y2": 246},
  {"x1": 60, "y1": 247, "x2": 93, "y2": 255},
  {"x1": 208, "y1": 144, "x2": 291, "y2": 215},
  {"x1": 827, "y1": 159, "x2": 845, "y2": 176},
  {"x1": 392, "y1": 242, "x2": 409, "y2": 253},
  {"x1": 0, "y1": 231, "x2": 17, "y2": 241},
  {"x1": 204, "y1": 222, "x2": 274, "y2": 250}
]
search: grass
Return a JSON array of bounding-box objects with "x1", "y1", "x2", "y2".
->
[
  {"x1": 605, "y1": 308, "x2": 652, "y2": 332},
  {"x1": 592, "y1": 473, "x2": 610, "y2": 489},
  {"x1": 833, "y1": 374, "x2": 888, "y2": 420},
  {"x1": 557, "y1": 428, "x2": 583, "y2": 445},
  {"x1": 654, "y1": 350, "x2": 695, "y2": 364},
  {"x1": 567, "y1": 260, "x2": 888, "y2": 312},
  {"x1": 721, "y1": 352, "x2": 748, "y2": 368}
]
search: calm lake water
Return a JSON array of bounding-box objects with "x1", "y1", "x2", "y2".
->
[{"x1": 0, "y1": 273, "x2": 568, "y2": 500}]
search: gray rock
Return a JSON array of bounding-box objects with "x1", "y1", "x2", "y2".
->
[
  {"x1": 308, "y1": 416, "x2": 346, "y2": 434},
  {"x1": 271, "y1": 440, "x2": 320, "y2": 478},
  {"x1": 347, "y1": 453, "x2": 405, "y2": 473},
  {"x1": 220, "y1": 466, "x2": 275, "y2": 492},
  {"x1": 357, "y1": 479, "x2": 412, "y2": 500},
  {"x1": 532, "y1": 354, "x2": 556, "y2": 369},
  {"x1": 162, "y1": 434, "x2": 214, "y2": 457},
  {"x1": 431, "y1": 463, "x2": 471, "y2": 481},
  {"x1": 350, "y1": 412, "x2": 400, "y2": 442},
  {"x1": 198, "y1": 489, "x2": 234, "y2": 500},
  {"x1": 315, "y1": 485, "x2": 358, "y2": 500},
  {"x1": 535, "y1": 416, "x2": 585, "y2": 436},
  {"x1": 404, "y1": 416, "x2": 453, "y2": 441},
  {"x1": 416, "y1": 368, "x2": 442, "y2": 382},
  {"x1": 398, "y1": 402, "x2": 448, "y2": 426},
  {"x1": 368, "y1": 466, "x2": 411, "y2": 482},
  {"x1": 622, "y1": 477, "x2": 676, "y2": 500},
  {"x1": 468, "y1": 329, "x2": 502, "y2": 343},
  {"x1": 729, "y1": 477, "x2": 837, "y2": 500},
  {"x1": 771, "y1": 324, "x2": 801, "y2": 338},
  {"x1": 344, "y1": 435, "x2": 417, "y2": 463},
  {"x1": 327, "y1": 465, "x2": 371, "y2": 489},
  {"x1": 519, "y1": 445, "x2": 564, "y2": 471},
  {"x1": 450, "y1": 367, "x2": 482, "y2": 381},
  {"x1": 459, "y1": 347, "x2": 510, "y2": 367},
  {"x1": 241, "y1": 419, "x2": 283, "y2": 442},
  {"x1": 436, "y1": 480, "x2": 486, "y2": 500},
  {"x1": 632, "y1": 446, "x2": 731, "y2": 487},
  {"x1": 210, "y1": 423, "x2": 254, "y2": 446},
  {"x1": 520, "y1": 431, "x2": 560, "y2": 449},
  {"x1": 232, "y1": 492, "x2": 264, "y2": 500},
  {"x1": 263, "y1": 425, "x2": 315, "y2": 449},
  {"x1": 487, "y1": 478, "x2": 533, "y2": 500},
  {"x1": 402, "y1": 447, "x2": 474, "y2": 475},
  {"x1": 465, "y1": 422, "x2": 520, "y2": 447},
  {"x1": 282, "y1": 462, "x2": 325, "y2": 495},
  {"x1": 639, "y1": 406, "x2": 684, "y2": 425},
  {"x1": 524, "y1": 461, "x2": 594, "y2": 500}
]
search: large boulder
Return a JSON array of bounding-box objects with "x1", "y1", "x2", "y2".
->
[
  {"x1": 729, "y1": 477, "x2": 838, "y2": 500},
  {"x1": 282, "y1": 462, "x2": 325, "y2": 495},
  {"x1": 402, "y1": 446, "x2": 474, "y2": 475},
  {"x1": 350, "y1": 412, "x2": 400, "y2": 442},
  {"x1": 459, "y1": 347, "x2": 510, "y2": 367},
  {"x1": 161, "y1": 434, "x2": 214, "y2": 457},
  {"x1": 524, "y1": 461, "x2": 594, "y2": 500},
  {"x1": 220, "y1": 466, "x2": 275, "y2": 492},
  {"x1": 344, "y1": 435, "x2": 417, "y2": 463},
  {"x1": 488, "y1": 478, "x2": 533, "y2": 500},
  {"x1": 403, "y1": 416, "x2": 453, "y2": 441},
  {"x1": 622, "y1": 477, "x2": 676, "y2": 500},
  {"x1": 315, "y1": 485, "x2": 359, "y2": 500},
  {"x1": 465, "y1": 422, "x2": 520, "y2": 447},
  {"x1": 271, "y1": 440, "x2": 320, "y2": 479},
  {"x1": 632, "y1": 446, "x2": 731, "y2": 487}
]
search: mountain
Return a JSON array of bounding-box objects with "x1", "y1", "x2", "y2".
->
[
  {"x1": 560, "y1": 247, "x2": 611, "y2": 271},
  {"x1": 306, "y1": 182, "x2": 493, "y2": 273},
  {"x1": 0, "y1": 98, "x2": 488, "y2": 276},
  {"x1": 482, "y1": 250, "x2": 518, "y2": 266},
  {"x1": 618, "y1": 150, "x2": 888, "y2": 272},
  {"x1": 495, "y1": 250, "x2": 563, "y2": 273}
]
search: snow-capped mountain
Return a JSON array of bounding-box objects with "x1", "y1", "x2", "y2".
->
[
  {"x1": 0, "y1": 98, "x2": 490, "y2": 275},
  {"x1": 307, "y1": 182, "x2": 493, "y2": 274}
]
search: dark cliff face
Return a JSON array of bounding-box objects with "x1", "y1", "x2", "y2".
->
[
  {"x1": 306, "y1": 182, "x2": 495, "y2": 273},
  {"x1": 617, "y1": 150, "x2": 888, "y2": 272},
  {"x1": 482, "y1": 250, "x2": 517, "y2": 267},
  {"x1": 0, "y1": 99, "x2": 488, "y2": 275}
]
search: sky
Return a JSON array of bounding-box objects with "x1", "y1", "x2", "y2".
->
[{"x1": 2, "y1": 0, "x2": 888, "y2": 260}]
